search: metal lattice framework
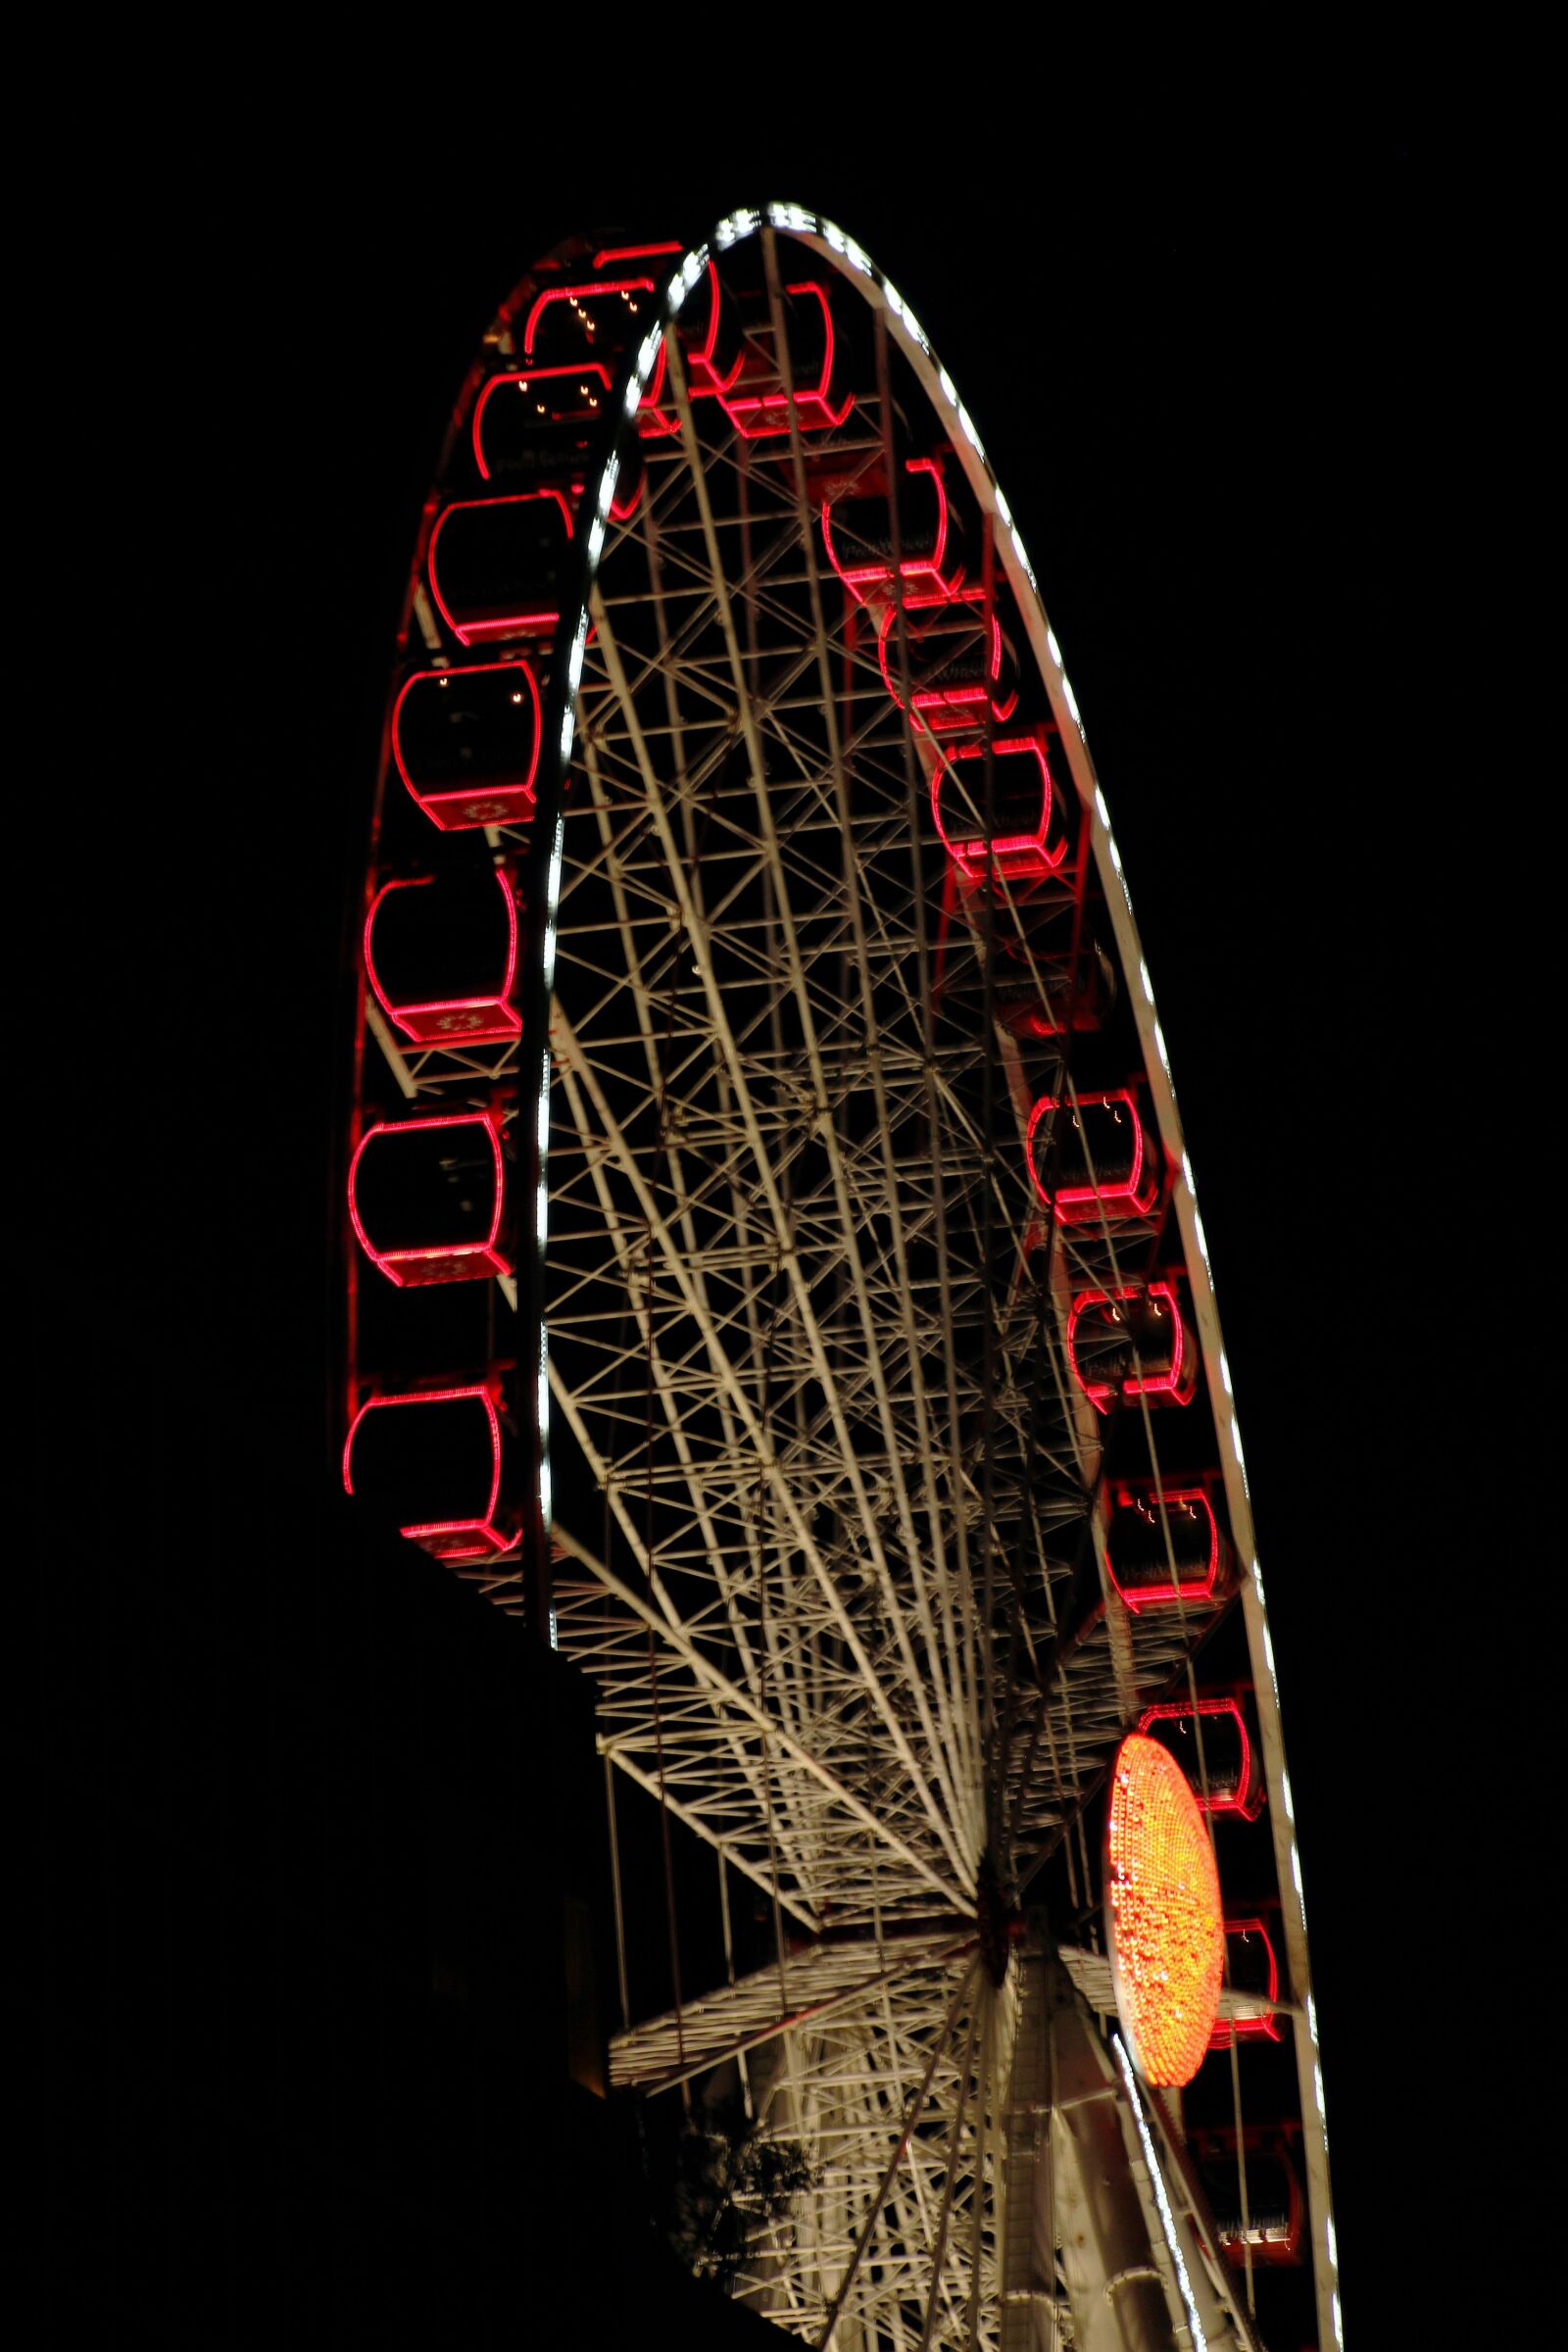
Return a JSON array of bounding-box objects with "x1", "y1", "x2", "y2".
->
[{"x1": 346, "y1": 207, "x2": 1342, "y2": 2352}]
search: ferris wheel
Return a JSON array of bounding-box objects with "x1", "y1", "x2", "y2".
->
[{"x1": 342, "y1": 206, "x2": 1343, "y2": 2352}]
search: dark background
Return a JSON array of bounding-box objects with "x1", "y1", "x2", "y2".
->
[{"x1": 21, "y1": 112, "x2": 1485, "y2": 2344}]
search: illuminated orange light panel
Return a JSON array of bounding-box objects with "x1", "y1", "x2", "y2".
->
[{"x1": 1105, "y1": 1733, "x2": 1224, "y2": 2085}]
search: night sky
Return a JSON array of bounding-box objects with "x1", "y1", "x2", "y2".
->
[{"x1": 25, "y1": 116, "x2": 1480, "y2": 2343}]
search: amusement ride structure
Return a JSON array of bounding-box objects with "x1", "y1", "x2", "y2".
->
[{"x1": 341, "y1": 206, "x2": 1342, "y2": 2351}]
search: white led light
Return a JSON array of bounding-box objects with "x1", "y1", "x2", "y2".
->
[
  {"x1": 766, "y1": 202, "x2": 789, "y2": 228},
  {"x1": 535, "y1": 1179, "x2": 549, "y2": 1244},
  {"x1": 821, "y1": 219, "x2": 845, "y2": 251},
  {"x1": 680, "y1": 248, "x2": 705, "y2": 294},
  {"x1": 995, "y1": 488, "x2": 1013, "y2": 526},
  {"x1": 1306, "y1": 1989, "x2": 1319, "y2": 2043},
  {"x1": 1140, "y1": 957, "x2": 1155, "y2": 1004},
  {"x1": 1219, "y1": 1349, "x2": 1234, "y2": 1396},
  {"x1": 547, "y1": 818, "x2": 564, "y2": 917},
  {"x1": 1061, "y1": 672, "x2": 1082, "y2": 726},
  {"x1": 938, "y1": 366, "x2": 957, "y2": 408},
  {"x1": 542, "y1": 922, "x2": 557, "y2": 992},
  {"x1": 1094, "y1": 785, "x2": 1110, "y2": 826},
  {"x1": 536, "y1": 1086, "x2": 550, "y2": 1153},
  {"x1": 1107, "y1": 833, "x2": 1124, "y2": 875},
  {"x1": 539, "y1": 1451, "x2": 553, "y2": 1525},
  {"x1": 1008, "y1": 522, "x2": 1030, "y2": 576},
  {"x1": 585, "y1": 514, "x2": 605, "y2": 568},
  {"x1": 558, "y1": 709, "x2": 574, "y2": 760},
  {"x1": 956, "y1": 403, "x2": 980, "y2": 452},
  {"x1": 844, "y1": 237, "x2": 870, "y2": 276},
  {"x1": 1152, "y1": 1020, "x2": 1170, "y2": 1069},
  {"x1": 1314, "y1": 2060, "x2": 1326, "y2": 2115},
  {"x1": 1327, "y1": 2215, "x2": 1338, "y2": 2269},
  {"x1": 547, "y1": 1603, "x2": 559, "y2": 1650},
  {"x1": 1261, "y1": 1620, "x2": 1277, "y2": 1681},
  {"x1": 1230, "y1": 1419, "x2": 1246, "y2": 1467},
  {"x1": 1047, "y1": 626, "x2": 1063, "y2": 669},
  {"x1": 1332, "y1": 2288, "x2": 1344, "y2": 2348},
  {"x1": 1194, "y1": 1210, "x2": 1211, "y2": 1267},
  {"x1": 1112, "y1": 2038, "x2": 1207, "y2": 2352},
  {"x1": 1281, "y1": 1769, "x2": 1296, "y2": 1822},
  {"x1": 622, "y1": 373, "x2": 642, "y2": 420},
  {"x1": 597, "y1": 456, "x2": 620, "y2": 518},
  {"x1": 537, "y1": 1364, "x2": 550, "y2": 1429},
  {"x1": 905, "y1": 308, "x2": 929, "y2": 353},
  {"x1": 1291, "y1": 1845, "x2": 1304, "y2": 1897},
  {"x1": 882, "y1": 278, "x2": 905, "y2": 318}
]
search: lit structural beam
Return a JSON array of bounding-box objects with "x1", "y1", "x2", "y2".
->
[
  {"x1": 612, "y1": 1933, "x2": 977, "y2": 2099},
  {"x1": 549, "y1": 1027, "x2": 825, "y2": 1902},
  {"x1": 570, "y1": 729, "x2": 827, "y2": 1872},
  {"x1": 751, "y1": 251, "x2": 982, "y2": 1818},
  {"x1": 551, "y1": 1519, "x2": 966, "y2": 1914},
  {"x1": 662, "y1": 341, "x2": 980, "y2": 1864},
  {"x1": 584, "y1": 593, "x2": 974, "y2": 1891},
  {"x1": 594, "y1": 1740, "x2": 820, "y2": 1936}
]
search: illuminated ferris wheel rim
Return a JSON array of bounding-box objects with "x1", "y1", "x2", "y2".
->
[
  {"x1": 351, "y1": 203, "x2": 1343, "y2": 2352},
  {"x1": 548, "y1": 206, "x2": 1335, "y2": 2346}
]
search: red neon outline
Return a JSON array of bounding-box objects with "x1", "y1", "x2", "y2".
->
[
  {"x1": 1065, "y1": 1282, "x2": 1195, "y2": 1412},
  {"x1": 390, "y1": 660, "x2": 542, "y2": 829},
  {"x1": 1106, "y1": 1488, "x2": 1221, "y2": 1611},
  {"x1": 521, "y1": 276, "x2": 659, "y2": 357},
  {"x1": 718, "y1": 282, "x2": 854, "y2": 437},
  {"x1": 348, "y1": 1112, "x2": 512, "y2": 1289},
  {"x1": 342, "y1": 1386, "x2": 518, "y2": 1559},
  {"x1": 364, "y1": 872, "x2": 521, "y2": 1047},
  {"x1": 471, "y1": 365, "x2": 614, "y2": 479},
  {"x1": 1136, "y1": 1697, "x2": 1260, "y2": 1816},
  {"x1": 932, "y1": 734, "x2": 1067, "y2": 882},
  {"x1": 591, "y1": 247, "x2": 738, "y2": 395},
  {"x1": 1207, "y1": 1918, "x2": 1283, "y2": 2048},
  {"x1": 1025, "y1": 1090, "x2": 1158, "y2": 1222},
  {"x1": 426, "y1": 492, "x2": 572, "y2": 648},
  {"x1": 875, "y1": 587, "x2": 1017, "y2": 730},
  {"x1": 822, "y1": 458, "x2": 962, "y2": 606}
]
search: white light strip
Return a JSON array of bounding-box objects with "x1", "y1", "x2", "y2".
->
[{"x1": 1112, "y1": 2035, "x2": 1207, "y2": 2351}]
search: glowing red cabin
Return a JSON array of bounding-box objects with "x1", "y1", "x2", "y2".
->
[
  {"x1": 342, "y1": 1385, "x2": 518, "y2": 1562},
  {"x1": 470, "y1": 366, "x2": 643, "y2": 514},
  {"x1": 1066, "y1": 1282, "x2": 1197, "y2": 1412},
  {"x1": 929, "y1": 731, "x2": 1067, "y2": 882},
  {"x1": 391, "y1": 662, "x2": 541, "y2": 831},
  {"x1": 718, "y1": 279, "x2": 853, "y2": 438},
  {"x1": 1209, "y1": 1918, "x2": 1283, "y2": 2047},
  {"x1": 997, "y1": 947, "x2": 1116, "y2": 1040},
  {"x1": 1025, "y1": 1089, "x2": 1159, "y2": 1223},
  {"x1": 876, "y1": 587, "x2": 1019, "y2": 736},
  {"x1": 521, "y1": 247, "x2": 738, "y2": 429},
  {"x1": 349, "y1": 1112, "x2": 511, "y2": 1289},
  {"x1": 822, "y1": 457, "x2": 963, "y2": 609},
  {"x1": 1106, "y1": 1486, "x2": 1226, "y2": 1609},
  {"x1": 1197, "y1": 2134, "x2": 1306, "y2": 2269},
  {"x1": 364, "y1": 869, "x2": 519, "y2": 1048},
  {"x1": 426, "y1": 490, "x2": 572, "y2": 647},
  {"x1": 1135, "y1": 1696, "x2": 1261, "y2": 1818}
]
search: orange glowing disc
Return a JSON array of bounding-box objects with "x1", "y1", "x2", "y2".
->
[{"x1": 1105, "y1": 1733, "x2": 1224, "y2": 2085}]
